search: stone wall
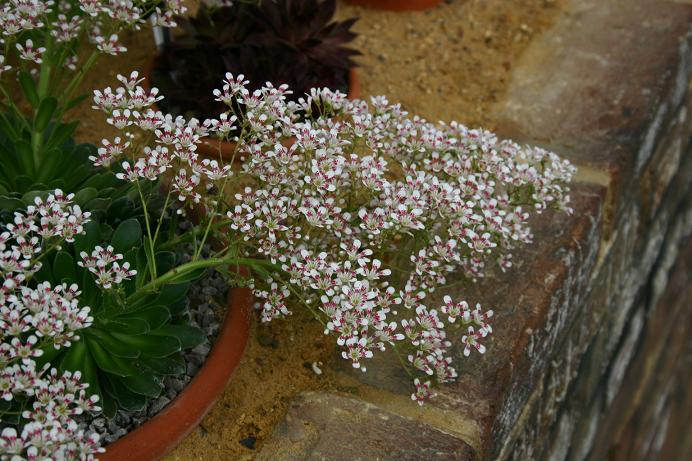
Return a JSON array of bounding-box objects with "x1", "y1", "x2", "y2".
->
[{"x1": 257, "y1": 1, "x2": 692, "y2": 459}]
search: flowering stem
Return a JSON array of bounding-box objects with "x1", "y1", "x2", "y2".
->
[
  {"x1": 155, "y1": 219, "x2": 233, "y2": 251},
  {"x1": 61, "y1": 50, "x2": 99, "y2": 109},
  {"x1": 135, "y1": 181, "x2": 157, "y2": 280},
  {"x1": 126, "y1": 256, "x2": 277, "y2": 303},
  {"x1": 0, "y1": 83, "x2": 31, "y2": 132},
  {"x1": 286, "y1": 284, "x2": 327, "y2": 327},
  {"x1": 391, "y1": 343, "x2": 415, "y2": 379},
  {"x1": 151, "y1": 187, "x2": 172, "y2": 250}
]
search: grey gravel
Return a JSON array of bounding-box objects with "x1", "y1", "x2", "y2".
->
[
  {"x1": 163, "y1": 376, "x2": 186, "y2": 393},
  {"x1": 186, "y1": 361, "x2": 200, "y2": 376},
  {"x1": 148, "y1": 397, "x2": 171, "y2": 417}
]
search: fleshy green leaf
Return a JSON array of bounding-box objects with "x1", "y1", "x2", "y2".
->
[
  {"x1": 103, "y1": 374, "x2": 147, "y2": 411},
  {"x1": 73, "y1": 220, "x2": 101, "y2": 257},
  {"x1": 109, "y1": 331, "x2": 181, "y2": 358},
  {"x1": 15, "y1": 140, "x2": 35, "y2": 177},
  {"x1": 34, "y1": 97, "x2": 58, "y2": 131},
  {"x1": 140, "y1": 355, "x2": 185, "y2": 376},
  {"x1": 103, "y1": 317, "x2": 150, "y2": 335},
  {"x1": 53, "y1": 250, "x2": 77, "y2": 283},
  {"x1": 0, "y1": 196, "x2": 26, "y2": 211},
  {"x1": 155, "y1": 251, "x2": 176, "y2": 275},
  {"x1": 86, "y1": 338, "x2": 136, "y2": 377},
  {"x1": 87, "y1": 329, "x2": 141, "y2": 359},
  {"x1": 59, "y1": 339, "x2": 87, "y2": 373},
  {"x1": 18, "y1": 71, "x2": 39, "y2": 107},
  {"x1": 112, "y1": 218, "x2": 142, "y2": 253},
  {"x1": 120, "y1": 372, "x2": 163, "y2": 398},
  {"x1": 151, "y1": 324, "x2": 207, "y2": 350},
  {"x1": 117, "y1": 305, "x2": 171, "y2": 331},
  {"x1": 73, "y1": 187, "x2": 98, "y2": 207},
  {"x1": 45, "y1": 121, "x2": 78, "y2": 150}
]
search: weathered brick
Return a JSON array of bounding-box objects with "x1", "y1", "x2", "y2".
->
[{"x1": 586, "y1": 239, "x2": 692, "y2": 460}]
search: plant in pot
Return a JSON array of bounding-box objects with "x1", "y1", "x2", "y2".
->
[
  {"x1": 0, "y1": 194, "x2": 103, "y2": 458},
  {"x1": 0, "y1": 127, "x2": 249, "y2": 458},
  {"x1": 149, "y1": 0, "x2": 361, "y2": 159},
  {"x1": 0, "y1": 1, "x2": 252, "y2": 457},
  {"x1": 90, "y1": 70, "x2": 576, "y2": 412}
]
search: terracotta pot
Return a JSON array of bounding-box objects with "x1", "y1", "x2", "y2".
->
[
  {"x1": 345, "y1": 0, "x2": 443, "y2": 10},
  {"x1": 99, "y1": 286, "x2": 252, "y2": 461},
  {"x1": 145, "y1": 58, "x2": 361, "y2": 162}
]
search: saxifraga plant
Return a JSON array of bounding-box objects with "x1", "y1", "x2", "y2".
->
[
  {"x1": 153, "y1": 0, "x2": 359, "y2": 119},
  {"x1": 0, "y1": 1, "x2": 212, "y2": 420},
  {"x1": 1, "y1": 178, "x2": 208, "y2": 418},
  {"x1": 91, "y1": 70, "x2": 577, "y2": 405}
]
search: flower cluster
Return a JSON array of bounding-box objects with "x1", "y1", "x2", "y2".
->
[
  {"x1": 91, "y1": 72, "x2": 576, "y2": 403},
  {"x1": 0, "y1": 0, "x2": 185, "y2": 81},
  {"x1": 0, "y1": 191, "x2": 103, "y2": 458},
  {"x1": 92, "y1": 72, "x2": 296, "y2": 209},
  {"x1": 78, "y1": 245, "x2": 136, "y2": 288},
  {"x1": 0, "y1": 369, "x2": 102, "y2": 460}
]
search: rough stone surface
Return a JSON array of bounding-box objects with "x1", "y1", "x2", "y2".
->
[
  {"x1": 256, "y1": 392, "x2": 476, "y2": 461},
  {"x1": 258, "y1": 0, "x2": 692, "y2": 459}
]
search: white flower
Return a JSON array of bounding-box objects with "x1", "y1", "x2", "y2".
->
[{"x1": 16, "y1": 39, "x2": 46, "y2": 63}]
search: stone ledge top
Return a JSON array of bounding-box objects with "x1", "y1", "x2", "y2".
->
[
  {"x1": 257, "y1": 392, "x2": 476, "y2": 461},
  {"x1": 497, "y1": 0, "x2": 692, "y2": 168}
]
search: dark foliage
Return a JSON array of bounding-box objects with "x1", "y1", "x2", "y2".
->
[{"x1": 153, "y1": 0, "x2": 359, "y2": 120}]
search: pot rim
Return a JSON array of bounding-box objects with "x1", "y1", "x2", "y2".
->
[{"x1": 99, "y1": 286, "x2": 252, "y2": 461}]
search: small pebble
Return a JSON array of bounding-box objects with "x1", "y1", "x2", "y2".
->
[
  {"x1": 192, "y1": 343, "x2": 211, "y2": 356},
  {"x1": 311, "y1": 362, "x2": 323, "y2": 376},
  {"x1": 164, "y1": 376, "x2": 186, "y2": 393},
  {"x1": 187, "y1": 362, "x2": 200, "y2": 376},
  {"x1": 91, "y1": 418, "x2": 106, "y2": 430},
  {"x1": 148, "y1": 397, "x2": 171, "y2": 417},
  {"x1": 202, "y1": 286, "x2": 218, "y2": 296},
  {"x1": 239, "y1": 436, "x2": 257, "y2": 449},
  {"x1": 189, "y1": 353, "x2": 205, "y2": 367}
]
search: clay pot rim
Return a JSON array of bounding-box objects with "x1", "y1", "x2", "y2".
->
[
  {"x1": 345, "y1": 0, "x2": 443, "y2": 11},
  {"x1": 99, "y1": 285, "x2": 252, "y2": 461}
]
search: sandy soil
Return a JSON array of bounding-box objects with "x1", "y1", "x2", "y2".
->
[{"x1": 69, "y1": 0, "x2": 563, "y2": 459}]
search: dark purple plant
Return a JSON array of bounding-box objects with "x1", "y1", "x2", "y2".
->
[{"x1": 153, "y1": 0, "x2": 360, "y2": 120}]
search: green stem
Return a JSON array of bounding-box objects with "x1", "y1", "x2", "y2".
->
[
  {"x1": 31, "y1": 131, "x2": 42, "y2": 169},
  {"x1": 155, "y1": 219, "x2": 233, "y2": 251},
  {"x1": 0, "y1": 83, "x2": 31, "y2": 131},
  {"x1": 151, "y1": 187, "x2": 172, "y2": 249},
  {"x1": 391, "y1": 343, "x2": 415, "y2": 379},
  {"x1": 126, "y1": 256, "x2": 276, "y2": 303},
  {"x1": 60, "y1": 51, "x2": 99, "y2": 108},
  {"x1": 136, "y1": 181, "x2": 157, "y2": 279},
  {"x1": 287, "y1": 284, "x2": 327, "y2": 327},
  {"x1": 37, "y1": 51, "x2": 52, "y2": 99}
]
